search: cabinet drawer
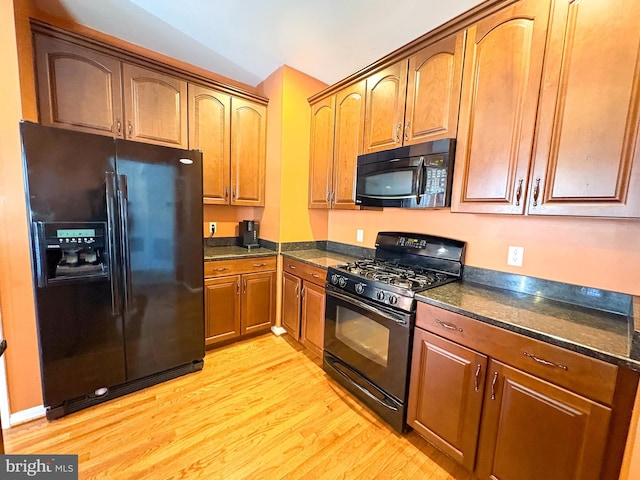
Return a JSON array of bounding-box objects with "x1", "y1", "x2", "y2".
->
[
  {"x1": 282, "y1": 258, "x2": 326, "y2": 286},
  {"x1": 416, "y1": 302, "x2": 618, "y2": 405},
  {"x1": 205, "y1": 256, "x2": 276, "y2": 278}
]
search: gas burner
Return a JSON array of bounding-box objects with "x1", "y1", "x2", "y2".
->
[{"x1": 389, "y1": 278, "x2": 414, "y2": 289}]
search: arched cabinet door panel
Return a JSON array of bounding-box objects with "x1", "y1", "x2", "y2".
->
[
  {"x1": 528, "y1": 0, "x2": 640, "y2": 218},
  {"x1": 123, "y1": 63, "x2": 187, "y2": 148},
  {"x1": 451, "y1": 0, "x2": 552, "y2": 214},
  {"x1": 35, "y1": 34, "x2": 123, "y2": 137}
]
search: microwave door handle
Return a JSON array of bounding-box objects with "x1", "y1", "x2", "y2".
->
[{"x1": 415, "y1": 157, "x2": 425, "y2": 205}]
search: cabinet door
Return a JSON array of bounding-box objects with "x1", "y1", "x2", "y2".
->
[
  {"x1": 308, "y1": 96, "x2": 335, "y2": 208},
  {"x1": 205, "y1": 276, "x2": 241, "y2": 346},
  {"x1": 122, "y1": 63, "x2": 187, "y2": 148},
  {"x1": 405, "y1": 31, "x2": 465, "y2": 145},
  {"x1": 332, "y1": 81, "x2": 365, "y2": 208},
  {"x1": 363, "y1": 61, "x2": 408, "y2": 153},
  {"x1": 476, "y1": 359, "x2": 611, "y2": 480},
  {"x1": 230, "y1": 98, "x2": 267, "y2": 206},
  {"x1": 281, "y1": 272, "x2": 302, "y2": 340},
  {"x1": 241, "y1": 271, "x2": 275, "y2": 335},
  {"x1": 188, "y1": 84, "x2": 231, "y2": 204},
  {"x1": 451, "y1": 0, "x2": 551, "y2": 214},
  {"x1": 35, "y1": 34, "x2": 123, "y2": 137},
  {"x1": 407, "y1": 329, "x2": 487, "y2": 470},
  {"x1": 528, "y1": 0, "x2": 640, "y2": 217},
  {"x1": 300, "y1": 282, "x2": 325, "y2": 358}
]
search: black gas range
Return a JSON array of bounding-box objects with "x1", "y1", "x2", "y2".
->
[
  {"x1": 327, "y1": 232, "x2": 466, "y2": 312},
  {"x1": 323, "y1": 232, "x2": 466, "y2": 432}
]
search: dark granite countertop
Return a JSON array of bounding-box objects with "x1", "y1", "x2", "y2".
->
[
  {"x1": 281, "y1": 249, "x2": 359, "y2": 269},
  {"x1": 416, "y1": 281, "x2": 640, "y2": 371},
  {"x1": 204, "y1": 245, "x2": 277, "y2": 261}
]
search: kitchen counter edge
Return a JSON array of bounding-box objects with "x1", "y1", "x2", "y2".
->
[{"x1": 416, "y1": 284, "x2": 640, "y2": 372}]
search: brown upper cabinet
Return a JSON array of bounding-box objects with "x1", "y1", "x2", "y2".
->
[
  {"x1": 122, "y1": 63, "x2": 187, "y2": 148},
  {"x1": 309, "y1": 81, "x2": 365, "y2": 209},
  {"x1": 230, "y1": 98, "x2": 267, "y2": 206},
  {"x1": 404, "y1": 31, "x2": 465, "y2": 145},
  {"x1": 363, "y1": 60, "x2": 408, "y2": 153},
  {"x1": 35, "y1": 34, "x2": 124, "y2": 138},
  {"x1": 308, "y1": 96, "x2": 335, "y2": 207},
  {"x1": 364, "y1": 31, "x2": 465, "y2": 153},
  {"x1": 527, "y1": 0, "x2": 640, "y2": 217},
  {"x1": 35, "y1": 33, "x2": 188, "y2": 148},
  {"x1": 188, "y1": 84, "x2": 231, "y2": 203},
  {"x1": 188, "y1": 86, "x2": 267, "y2": 206},
  {"x1": 451, "y1": 0, "x2": 552, "y2": 214}
]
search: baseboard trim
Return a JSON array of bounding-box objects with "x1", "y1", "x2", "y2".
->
[{"x1": 10, "y1": 405, "x2": 46, "y2": 426}]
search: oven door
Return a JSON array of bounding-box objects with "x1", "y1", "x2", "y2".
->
[{"x1": 324, "y1": 286, "x2": 413, "y2": 402}]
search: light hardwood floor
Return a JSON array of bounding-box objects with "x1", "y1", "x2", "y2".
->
[{"x1": 4, "y1": 334, "x2": 475, "y2": 479}]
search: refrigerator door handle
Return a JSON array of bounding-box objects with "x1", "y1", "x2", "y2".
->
[
  {"x1": 106, "y1": 172, "x2": 122, "y2": 315},
  {"x1": 117, "y1": 174, "x2": 134, "y2": 313}
]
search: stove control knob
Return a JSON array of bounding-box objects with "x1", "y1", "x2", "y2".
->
[
  {"x1": 388, "y1": 295, "x2": 398, "y2": 305},
  {"x1": 355, "y1": 283, "x2": 366, "y2": 294},
  {"x1": 376, "y1": 291, "x2": 385, "y2": 301},
  {"x1": 330, "y1": 274, "x2": 340, "y2": 285},
  {"x1": 338, "y1": 277, "x2": 348, "y2": 288}
]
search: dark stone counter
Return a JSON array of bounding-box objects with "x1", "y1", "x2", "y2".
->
[
  {"x1": 281, "y1": 249, "x2": 359, "y2": 269},
  {"x1": 417, "y1": 280, "x2": 639, "y2": 371},
  {"x1": 204, "y1": 245, "x2": 277, "y2": 261}
]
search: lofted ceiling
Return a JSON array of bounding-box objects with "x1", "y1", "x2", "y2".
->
[{"x1": 34, "y1": 0, "x2": 486, "y2": 88}]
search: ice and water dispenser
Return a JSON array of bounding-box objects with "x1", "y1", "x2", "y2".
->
[{"x1": 33, "y1": 221, "x2": 109, "y2": 287}]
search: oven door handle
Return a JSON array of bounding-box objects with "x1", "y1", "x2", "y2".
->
[
  {"x1": 326, "y1": 288, "x2": 408, "y2": 325},
  {"x1": 330, "y1": 359, "x2": 399, "y2": 412}
]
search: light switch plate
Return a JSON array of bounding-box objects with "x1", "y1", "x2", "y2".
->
[{"x1": 356, "y1": 229, "x2": 364, "y2": 242}]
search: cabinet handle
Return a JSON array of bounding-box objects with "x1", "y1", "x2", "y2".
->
[
  {"x1": 236, "y1": 279, "x2": 240, "y2": 295},
  {"x1": 288, "y1": 264, "x2": 296, "y2": 269},
  {"x1": 515, "y1": 179, "x2": 523, "y2": 206},
  {"x1": 395, "y1": 123, "x2": 402, "y2": 143},
  {"x1": 243, "y1": 279, "x2": 247, "y2": 293},
  {"x1": 301, "y1": 286, "x2": 306, "y2": 299},
  {"x1": 253, "y1": 263, "x2": 266, "y2": 267},
  {"x1": 311, "y1": 272, "x2": 321, "y2": 278},
  {"x1": 435, "y1": 319, "x2": 463, "y2": 332},
  {"x1": 295, "y1": 284, "x2": 299, "y2": 298},
  {"x1": 331, "y1": 190, "x2": 336, "y2": 204},
  {"x1": 224, "y1": 187, "x2": 229, "y2": 200},
  {"x1": 211, "y1": 267, "x2": 229, "y2": 272},
  {"x1": 326, "y1": 189, "x2": 330, "y2": 203},
  {"x1": 523, "y1": 351, "x2": 568, "y2": 370},
  {"x1": 127, "y1": 120, "x2": 132, "y2": 137},
  {"x1": 404, "y1": 121, "x2": 411, "y2": 142},
  {"x1": 116, "y1": 118, "x2": 122, "y2": 135},
  {"x1": 491, "y1": 371, "x2": 498, "y2": 400},
  {"x1": 532, "y1": 178, "x2": 541, "y2": 206},
  {"x1": 474, "y1": 363, "x2": 481, "y2": 392},
  {"x1": 232, "y1": 187, "x2": 236, "y2": 200}
]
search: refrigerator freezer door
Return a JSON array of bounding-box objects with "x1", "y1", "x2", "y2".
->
[
  {"x1": 21, "y1": 122, "x2": 127, "y2": 409},
  {"x1": 115, "y1": 140, "x2": 204, "y2": 381}
]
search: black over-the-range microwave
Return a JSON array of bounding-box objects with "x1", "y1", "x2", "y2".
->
[{"x1": 355, "y1": 139, "x2": 455, "y2": 209}]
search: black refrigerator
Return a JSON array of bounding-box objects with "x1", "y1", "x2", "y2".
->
[{"x1": 20, "y1": 122, "x2": 205, "y2": 419}]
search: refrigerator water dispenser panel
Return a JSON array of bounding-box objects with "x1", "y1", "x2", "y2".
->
[{"x1": 33, "y1": 221, "x2": 108, "y2": 286}]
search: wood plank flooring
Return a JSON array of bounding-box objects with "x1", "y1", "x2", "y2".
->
[{"x1": 4, "y1": 334, "x2": 475, "y2": 479}]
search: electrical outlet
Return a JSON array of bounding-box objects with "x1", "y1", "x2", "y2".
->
[
  {"x1": 507, "y1": 246, "x2": 524, "y2": 267},
  {"x1": 356, "y1": 229, "x2": 364, "y2": 243},
  {"x1": 209, "y1": 222, "x2": 217, "y2": 235}
]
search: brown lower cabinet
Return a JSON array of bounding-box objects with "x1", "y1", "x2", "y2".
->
[
  {"x1": 408, "y1": 302, "x2": 637, "y2": 480},
  {"x1": 204, "y1": 257, "x2": 276, "y2": 347},
  {"x1": 281, "y1": 258, "x2": 326, "y2": 358}
]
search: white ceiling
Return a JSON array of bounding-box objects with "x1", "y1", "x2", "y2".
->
[{"x1": 35, "y1": 0, "x2": 486, "y2": 87}]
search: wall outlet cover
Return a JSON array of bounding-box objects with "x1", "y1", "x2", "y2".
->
[{"x1": 507, "y1": 246, "x2": 524, "y2": 267}]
